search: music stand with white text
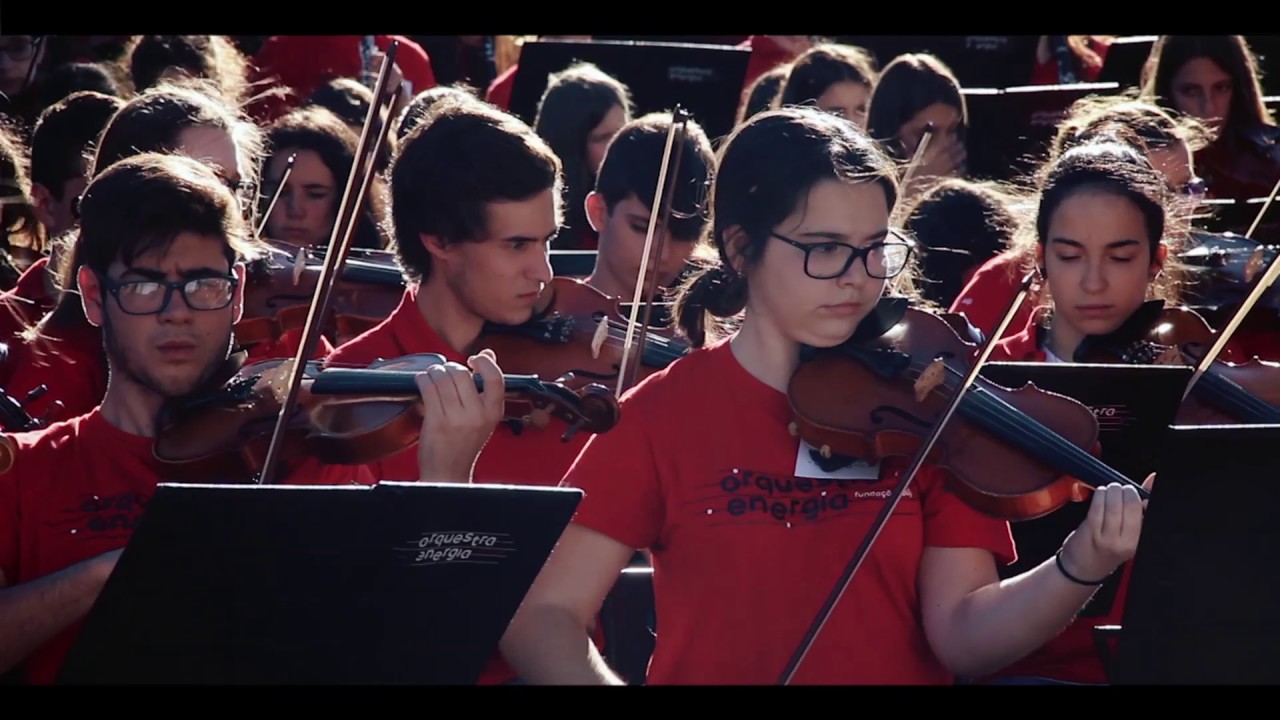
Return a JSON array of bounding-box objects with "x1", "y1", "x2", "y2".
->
[{"x1": 57, "y1": 481, "x2": 581, "y2": 684}]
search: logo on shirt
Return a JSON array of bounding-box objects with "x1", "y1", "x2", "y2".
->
[
  {"x1": 48, "y1": 491, "x2": 150, "y2": 541},
  {"x1": 693, "y1": 442, "x2": 915, "y2": 528}
]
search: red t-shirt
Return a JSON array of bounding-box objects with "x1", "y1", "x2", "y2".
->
[
  {"x1": 560, "y1": 339, "x2": 1016, "y2": 684},
  {"x1": 948, "y1": 250, "x2": 1036, "y2": 342},
  {"x1": 248, "y1": 35, "x2": 437, "y2": 124},
  {"x1": 737, "y1": 36, "x2": 796, "y2": 94},
  {"x1": 0, "y1": 258, "x2": 54, "y2": 346},
  {"x1": 0, "y1": 408, "x2": 373, "y2": 684},
  {"x1": 325, "y1": 286, "x2": 597, "y2": 685},
  {"x1": 0, "y1": 258, "x2": 56, "y2": 391},
  {"x1": 485, "y1": 64, "x2": 516, "y2": 111}
]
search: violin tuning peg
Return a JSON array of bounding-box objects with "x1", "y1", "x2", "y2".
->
[
  {"x1": 23, "y1": 384, "x2": 47, "y2": 404},
  {"x1": 555, "y1": 372, "x2": 576, "y2": 385},
  {"x1": 787, "y1": 421, "x2": 798, "y2": 437},
  {"x1": 560, "y1": 418, "x2": 585, "y2": 442}
]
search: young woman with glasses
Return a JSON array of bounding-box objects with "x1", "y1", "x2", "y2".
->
[{"x1": 498, "y1": 106, "x2": 1151, "y2": 685}]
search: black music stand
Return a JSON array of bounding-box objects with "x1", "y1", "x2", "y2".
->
[
  {"x1": 1110, "y1": 425, "x2": 1280, "y2": 684},
  {"x1": 834, "y1": 35, "x2": 1039, "y2": 89},
  {"x1": 1097, "y1": 36, "x2": 1156, "y2": 87},
  {"x1": 57, "y1": 481, "x2": 581, "y2": 684},
  {"x1": 508, "y1": 39, "x2": 749, "y2": 143},
  {"x1": 978, "y1": 362, "x2": 1188, "y2": 618}
]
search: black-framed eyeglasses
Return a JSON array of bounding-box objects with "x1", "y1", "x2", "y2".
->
[
  {"x1": 98, "y1": 274, "x2": 239, "y2": 315},
  {"x1": 771, "y1": 230, "x2": 914, "y2": 280}
]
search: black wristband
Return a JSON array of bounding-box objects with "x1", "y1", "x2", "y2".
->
[{"x1": 1055, "y1": 549, "x2": 1109, "y2": 586}]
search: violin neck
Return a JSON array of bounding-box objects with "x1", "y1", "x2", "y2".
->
[
  {"x1": 341, "y1": 259, "x2": 403, "y2": 287},
  {"x1": 309, "y1": 368, "x2": 542, "y2": 396},
  {"x1": 961, "y1": 383, "x2": 1134, "y2": 490},
  {"x1": 1192, "y1": 368, "x2": 1280, "y2": 423}
]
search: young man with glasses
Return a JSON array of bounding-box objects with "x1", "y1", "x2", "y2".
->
[{"x1": 0, "y1": 153, "x2": 505, "y2": 685}]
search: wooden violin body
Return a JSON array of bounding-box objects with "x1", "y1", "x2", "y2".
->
[
  {"x1": 786, "y1": 299, "x2": 1132, "y2": 522},
  {"x1": 237, "y1": 239, "x2": 405, "y2": 349},
  {"x1": 153, "y1": 352, "x2": 622, "y2": 483},
  {"x1": 478, "y1": 277, "x2": 689, "y2": 393}
]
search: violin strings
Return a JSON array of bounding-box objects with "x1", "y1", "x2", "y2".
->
[
  {"x1": 917, "y1": 358, "x2": 1135, "y2": 489},
  {"x1": 1194, "y1": 368, "x2": 1280, "y2": 422}
]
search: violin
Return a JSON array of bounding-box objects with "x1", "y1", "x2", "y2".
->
[
  {"x1": 236, "y1": 238, "x2": 405, "y2": 349},
  {"x1": 478, "y1": 276, "x2": 688, "y2": 394},
  {"x1": 1074, "y1": 300, "x2": 1280, "y2": 424},
  {"x1": 152, "y1": 352, "x2": 621, "y2": 482},
  {"x1": 778, "y1": 287, "x2": 1152, "y2": 684},
  {"x1": 1178, "y1": 230, "x2": 1280, "y2": 328},
  {"x1": 786, "y1": 297, "x2": 1147, "y2": 522},
  {"x1": 1202, "y1": 124, "x2": 1280, "y2": 196}
]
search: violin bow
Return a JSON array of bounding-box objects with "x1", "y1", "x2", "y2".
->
[
  {"x1": 615, "y1": 106, "x2": 689, "y2": 396},
  {"x1": 777, "y1": 271, "x2": 1039, "y2": 685},
  {"x1": 256, "y1": 152, "x2": 297, "y2": 239},
  {"x1": 1180, "y1": 174, "x2": 1280, "y2": 401},
  {"x1": 895, "y1": 123, "x2": 935, "y2": 206},
  {"x1": 255, "y1": 41, "x2": 403, "y2": 484}
]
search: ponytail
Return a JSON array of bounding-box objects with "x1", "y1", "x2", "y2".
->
[{"x1": 672, "y1": 262, "x2": 747, "y2": 348}]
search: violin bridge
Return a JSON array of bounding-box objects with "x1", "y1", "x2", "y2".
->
[
  {"x1": 914, "y1": 358, "x2": 945, "y2": 402},
  {"x1": 590, "y1": 318, "x2": 608, "y2": 359},
  {"x1": 1153, "y1": 346, "x2": 1182, "y2": 366},
  {"x1": 291, "y1": 247, "x2": 306, "y2": 285}
]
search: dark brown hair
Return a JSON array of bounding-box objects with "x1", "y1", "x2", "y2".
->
[
  {"x1": 260, "y1": 105, "x2": 390, "y2": 250},
  {"x1": 389, "y1": 96, "x2": 563, "y2": 282},
  {"x1": 592, "y1": 111, "x2": 715, "y2": 242}
]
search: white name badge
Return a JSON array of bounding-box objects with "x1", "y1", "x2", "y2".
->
[{"x1": 793, "y1": 441, "x2": 882, "y2": 480}]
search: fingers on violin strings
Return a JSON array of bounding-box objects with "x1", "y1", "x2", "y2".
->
[
  {"x1": 445, "y1": 362, "x2": 481, "y2": 410},
  {"x1": 1123, "y1": 486, "x2": 1146, "y2": 541},
  {"x1": 468, "y1": 350, "x2": 504, "y2": 414},
  {"x1": 415, "y1": 367, "x2": 448, "y2": 420},
  {"x1": 1101, "y1": 483, "x2": 1128, "y2": 543},
  {"x1": 1088, "y1": 483, "x2": 1110, "y2": 543}
]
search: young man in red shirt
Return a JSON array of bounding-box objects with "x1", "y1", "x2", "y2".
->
[
  {"x1": 326, "y1": 94, "x2": 613, "y2": 685},
  {"x1": 0, "y1": 152, "x2": 504, "y2": 685},
  {"x1": 327, "y1": 95, "x2": 590, "y2": 488}
]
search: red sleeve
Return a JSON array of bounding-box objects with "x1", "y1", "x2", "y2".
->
[
  {"x1": 908, "y1": 461, "x2": 1017, "y2": 566},
  {"x1": 244, "y1": 329, "x2": 334, "y2": 363},
  {"x1": 948, "y1": 254, "x2": 1028, "y2": 339},
  {"x1": 485, "y1": 65, "x2": 516, "y2": 110},
  {"x1": 5, "y1": 345, "x2": 104, "y2": 426},
  {"x1": 246, "y1": 35, "x2": 302, "y2": 124},
  {"x1": 380, "y1": 36, "x2": 436, "y2": 94},
  {"x1": 281, "y1": 457, "x2": 376, "y2": 486},
  {"x1": 0, "y1": 450, "x2": 19, "y2": 583},
  {"x1": 559, "y1": 409, "x2": 664, "y2": 550}
]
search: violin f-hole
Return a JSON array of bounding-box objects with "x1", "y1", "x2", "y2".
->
[{"x1": 868, "y1": 405, "x2": 934, "y2": 430}]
